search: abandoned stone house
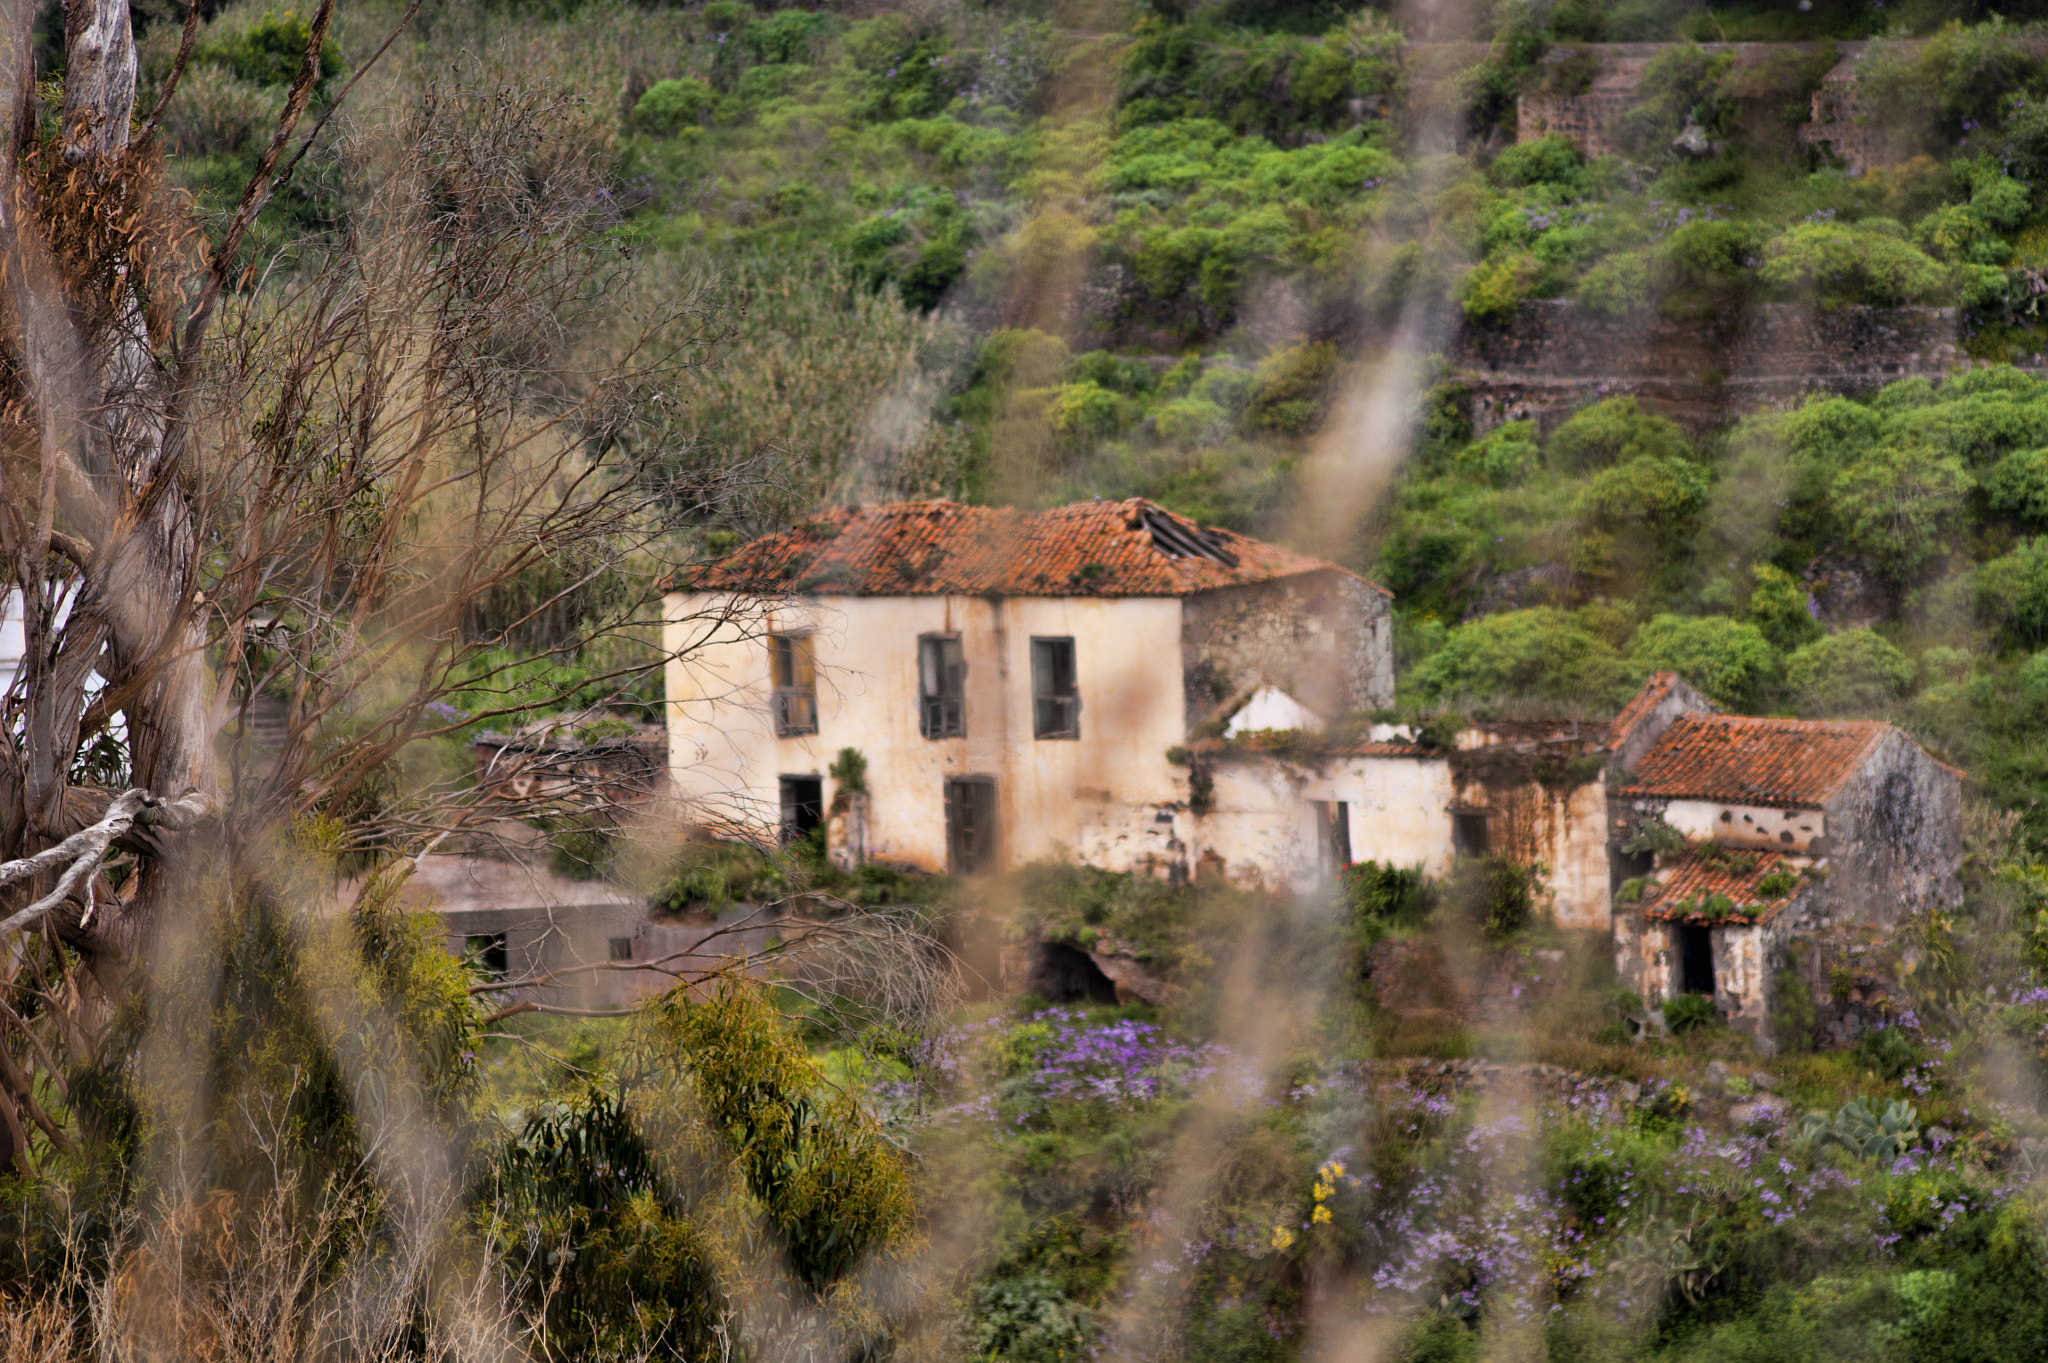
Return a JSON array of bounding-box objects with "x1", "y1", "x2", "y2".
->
[
  {"x1": 1182, "y1": 671, "x2": 1960, "y2": 1049},
  {"x1": 659, "y1": 497, "x2": 1395, "y2": 877},
  {"x1": 1605, "y1": 674, "x2": 1962, "y2": 1052}
]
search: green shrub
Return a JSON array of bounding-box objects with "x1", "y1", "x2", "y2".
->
[
  {"x1": 1488, "y1": 134, "x2": 1581, "y2": 189},
  {"x1": 1747, "y1": 563, "x2": 1823, "y2": 652},
  {"x1": 1977, "y1": 537, "x2": 2048, "y2": 644},
  {"x1": 1986, "y1": 447, "x2": 2048, "y2": 529},
  {"x1": 971, "y1": 1275, "x2": 1093, "y2": 1363},
  {"x1": 1346, "y1": 860, "x2": 1433, "y2": 928},
  {"x1": 1406, "y1": 607, "x2": 1635, "y2": 707},
  {"x1": 1760, "y1": 221, "x2": 1953, "y2": 307},
  {"x1": 1458, "y1": 249, "x2": 1545, "y2": 323},
  {"x1": 1627, "y1": 613, "x2": 1782, "y2": 710},
  {"x1": 1245, "y1": 339, "x2": 1339, "y2": 435},
  {"x1": 1547, "y1": 396, "x2": 1692, "y2": 473},
  {"x1": 1784, "y1": 629, "x2": 1915, "y2": 714},
  {"x1": 199, "y1": 10, "x2": 341, "y2": 90},
  {"x1": 1448, "y1": 854, "x2": 1538, "y2": 940},
  {"x1": 1662, "y1": 993, "x2": 1716, "y2": 1033}
]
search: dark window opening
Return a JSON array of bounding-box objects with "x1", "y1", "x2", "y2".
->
[
  {"x1": 1315, "y1": 800, "x2": 1352, "y2": 877},
  {"x1": 1611, "y1": 846, "x2": 1654, "y2": 893},
  {"x1": 1027, "y1": 941, "x2": 1119, "y2": 1004},
  {"x1": 607, "y1": 936, "x2": 634, "y2": 962},
  {"x1": 919, "y1": 634, "x2": 966, "y2": 739},
  {"x1": 769, "y1": 633, "x2": 817, "y2": 736},
  {"x1": 1030, "y1": 637, "x2": 1079, "y2": 739},
  {"x1": 1677, "y1": 924, "x2": 1716, "y2": 996},
  {"x1": 945, "y1": 775, "x2": 999, "y2": 875},
  {"x1": 465, "y1": 932, "x2": 509, "y2": 978},
  {"x1": 1452, "y1": 811, "x2": 1491, "y2": 856},
  {"x1": 780, "y1": 775, "x2": 824, "y2": 845}
]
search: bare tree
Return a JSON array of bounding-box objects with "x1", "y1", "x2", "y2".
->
[{"x1": 0, "y1": 0, "x2": 787, "y2": 1175}]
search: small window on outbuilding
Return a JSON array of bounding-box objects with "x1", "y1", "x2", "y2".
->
[
  {"x1": 919, "y1": 634, "x2": 966, "y2": 739},
  {"x1": 780, "y1": 775, "x2": 824, "y2": 845},
  {"x1": 608, "y1": 936, "x2": 634, "y2": 962},
  {"x1": 1030, "y1": 638, "x2": 1079, "y2": 739},
  {"x1": 1452, "y1": 810, "x2": 1490, "y2": 856},
  {"x1": 465, "y1": 932, "x2": 509, "y2": 979}
]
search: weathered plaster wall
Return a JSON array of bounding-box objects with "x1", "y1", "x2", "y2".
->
[
  {"x1": 1452, "y1": 773, "x2": 1612, "y2": 930},
  {"x1": 663, "y1": 591, "x2": 1190, "y2": 875},
  {"x1": 1661, "y1": 799, "x2": 1827, "y2": 854},
  {"x1": 1179, "y1": 571, "x2": 1393, "y2": 728}
]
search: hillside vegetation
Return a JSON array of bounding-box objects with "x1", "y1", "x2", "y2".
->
[{"x1": 22, "y1": 0, "x2": 2048, "y2": 1359}]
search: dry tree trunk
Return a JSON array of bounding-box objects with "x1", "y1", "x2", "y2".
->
[{"x1": 0, "y1": 0, "x2": 397, "y2": 1169}]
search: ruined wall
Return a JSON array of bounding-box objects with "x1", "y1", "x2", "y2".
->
[
  {"x1": 1448, "y1": 761, "x2": 1612, "y2": 931},
  {"x1": 1813, "y1": 730, "x2": 1964, "y2": 927},
  {"x1": 1515, "y1": 42, "x2": 1880, "y2": 164},
  {"x1": 1179, "y1": 570, "x2": 1393, "y2": 729}
]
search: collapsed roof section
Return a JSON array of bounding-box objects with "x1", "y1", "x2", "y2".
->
[{"x1": 666, "y1": 499, "x2": 1387, "y2": 599}]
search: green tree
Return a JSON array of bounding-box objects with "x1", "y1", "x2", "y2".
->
[
  {"x1": 1977, "y1": 537, "x2": 2048, "y2": 645},
  {"x1": 1985, "y1": 447, "x2": 2048, "y2": 529},
  {"x1": 1784, "y1": 630, "x2": 1916, "y2": 714},
  {"x1": 1830, "y1": 444, "x2": 1973, "y2": 583}
]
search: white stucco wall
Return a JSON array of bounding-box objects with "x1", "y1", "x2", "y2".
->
[
  {"x1": 664, "y1": 591, "x2": 1190, "y2": 874},
  {"x1": 1663, "y1": 799, "x2": 1825, "y2": 853}
]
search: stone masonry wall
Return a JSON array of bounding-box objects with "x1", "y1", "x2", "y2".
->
[
  {"x1": 1179, "y1": 570, "x2": 1393, "y2": 730},
  {"x1": 1451, "y1": 300, "x2": 1963, "y2": 435}
]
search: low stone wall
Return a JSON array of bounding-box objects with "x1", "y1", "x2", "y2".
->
[{"x1": 1449, "y1": 300, "x2": 1966, "y2": 434}]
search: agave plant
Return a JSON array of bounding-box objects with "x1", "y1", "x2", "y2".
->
[{"x1": 1799, "y1": 1097, "x2": 1920, "y2": 1159}]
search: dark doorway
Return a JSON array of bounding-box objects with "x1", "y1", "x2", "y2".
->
[
  {"x1": 1452, "y1": 810, "x2": 1491, "y2": 856},
  {"x1": 780, "y1": 775, "x2": 824, "y2": 844},
  {"x1": 945, "y1": 775, "x2": 999, "y2": 874},
  {"x1": 1028, "y1": 941, "x2": 1119, "y2": 1004},
  {"x1": 1677, "y1": 924, "x2": 1716, "y2": 995}
]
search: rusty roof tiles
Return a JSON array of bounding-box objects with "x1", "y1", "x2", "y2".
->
[
  {"x1": 665, "y1": 499, "x2": 1383, "y2": 599},
  {"x1": 1640, "y1": 847, "x2": 1807, "y2": 925},
  {"x1": 1614, "y1": 713, "x2": 1892, "y2": 809}
]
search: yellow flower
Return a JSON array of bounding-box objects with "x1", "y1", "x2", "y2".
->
[
  {"x1": 1311, "y1": 1204, "x2": 1333, "y2": 1225},
  {"x1": 1270, "y1": 1226, "x2": 1295, "y2": 1251},
  {"x1": 1313, "y1": 1180, "x2": 1334, "y2": 1202}
]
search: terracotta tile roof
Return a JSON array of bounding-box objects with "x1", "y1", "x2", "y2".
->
[
  {"x1": 664, "y1": 499, "x2": 1385, "y2": 599},
  {"x1": 1614, "y1": 713, "x2": 1891, "y2": 809},
  {"x1": 1640, "y1": 847, "x2": 1807, "y2": 925}
]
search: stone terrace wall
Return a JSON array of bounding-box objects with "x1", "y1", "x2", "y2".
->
[{"x1": 1448, "y1": 300, "x2": 1963, "y2": 434}]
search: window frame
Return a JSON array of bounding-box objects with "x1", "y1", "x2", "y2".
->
[
  {"x1": 1029, "y1": 636, "x2": 1080, "y2": 740},
  {"x1": 944, "y1": 775, "x2": 999, "y2": 875},
  {"x1": 918, "y1": 633, "x2": 967, "y2": 739},
  {"x1": 768, "y1": 631, "x2": 818, "y2": 736}
]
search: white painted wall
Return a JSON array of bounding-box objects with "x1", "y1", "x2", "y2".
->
[{"x1": 664, "y1": 591, "x2": 1189, "y2": 874}]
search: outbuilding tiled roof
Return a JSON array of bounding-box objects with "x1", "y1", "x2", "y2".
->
[
  {"x1": 1640, "y1": 848, "x2": 1806, "y2": 926},
  {"x1": 1614, "y1": 713, "x2": 1891, "y2": 810},
  {"x1": 665, "y1": 499, "x2": 1383, "y2": 599},
  {"x1": 1608, "y1": 671, "x2": 1684, "y2": 749}
]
